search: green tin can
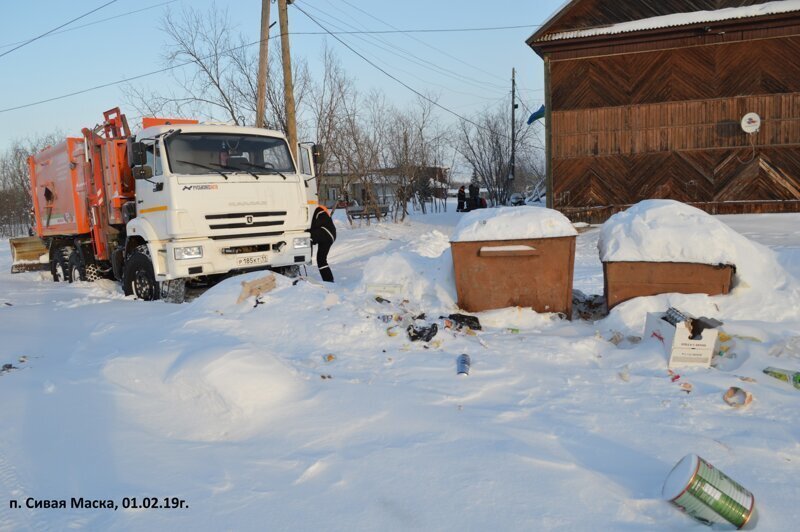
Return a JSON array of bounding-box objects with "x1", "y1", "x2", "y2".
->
[{"x1": 663, "y1": 454, "x2": 757, "y2": 529}]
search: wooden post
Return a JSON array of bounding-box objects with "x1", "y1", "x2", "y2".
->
[
  {"x1": 277, "y1": 0, "x2": 298, "y2": 162},
  {"x1": 255, "y1": 0, "x2": 271, "y2": 129},
  {"x1": 543, "y1": 55, "x2": 554, "y2": 209}
]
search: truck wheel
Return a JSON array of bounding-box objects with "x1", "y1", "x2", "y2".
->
[
  {"x1": 51, "y1": 245, "x2": 74, "y2": 283},
  {"x1": 123, "y1": 251, "x2": 159, "y2": 301},
  {"x1": 68, "y1": 251, "x2": 85, "y2": 282},
  {"x1": 160, "y1": 279, "x2": 186, "y2": 304}
]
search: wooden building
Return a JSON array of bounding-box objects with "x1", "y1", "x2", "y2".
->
[{"x1": 528, "y1": 0, "x2": 800, "y2": 222}]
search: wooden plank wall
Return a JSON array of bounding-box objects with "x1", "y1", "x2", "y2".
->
[{"x1": 549, "y1": 33, "x2": 800, "y2": 222}]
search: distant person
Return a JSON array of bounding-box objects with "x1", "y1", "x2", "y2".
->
[
  {"x1": 468, "y1": 183, "x2": 479, "y2": 210},
  {"x1": 457, "y1": 186, "x2": 466, "y2": 212},
  {"x1": 479, "y1": 195, "x2": 488, "y2": 209},
  {"x1": 310, "y1": 205, "x2": 336, "y2": 282}
]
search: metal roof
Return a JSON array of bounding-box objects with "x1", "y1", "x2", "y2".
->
[{"x1": 534, "y1": 0, "x2": 800, "y2": 43}]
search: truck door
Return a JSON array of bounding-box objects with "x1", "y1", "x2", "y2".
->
[
  {"x1": 298, "y1": 143, "x2": 318, "y2": 204},
  {"x1": 135, "y1": 140, "x2": 168, "y2": 236}
]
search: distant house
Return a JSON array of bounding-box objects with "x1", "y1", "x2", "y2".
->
[
  {"x1": 528, "y1": 0, "x2": 800, "y2": 222},
  {"x1": 318, "y1": 166, "x2": 450, "y2": 207}
]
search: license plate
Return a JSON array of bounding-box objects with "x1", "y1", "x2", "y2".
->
[{"x1": 236, "y1": 255, "x2": 268, "y2": 267}]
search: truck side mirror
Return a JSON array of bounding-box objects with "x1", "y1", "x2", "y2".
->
[
  {"x1": 133, "y1": 166, "x2": 153, "y2": 180},
  {"x1": 128, "y1": 140, "x2": 147, "y2": 168},
  {"x1": 312, "y1": 143, "x2": 324, "y2": 165}
]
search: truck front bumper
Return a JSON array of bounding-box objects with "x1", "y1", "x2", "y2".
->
[{"x1": 154, "y1": 233, "x2": 312, "y2": 280}]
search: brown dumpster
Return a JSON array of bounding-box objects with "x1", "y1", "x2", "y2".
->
[
  {"x1": 451, "y1": 236, "x2": 576, "y2": 315},
  {"x1": 604, "y1": 262, "x2": 735, "y2": 310}
]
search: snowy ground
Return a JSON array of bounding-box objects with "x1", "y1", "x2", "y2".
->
[{"x1": 1, "y1": 206, "x2": 799, "y2": 531}]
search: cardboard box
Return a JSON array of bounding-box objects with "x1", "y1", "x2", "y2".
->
[{"x1": 644, "y1": 310, "x2": 720, "y2": 369}]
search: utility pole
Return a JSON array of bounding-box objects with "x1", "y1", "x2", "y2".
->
[
  {"x1": 510, "y1": 67, "x2": 517, "y2": 184},
  {"x1": 255, "y1": 0, "x2": 272, "y2": 129},
  {"x1": 278, "y1": 0, "x2": 298, "y2": 161}
]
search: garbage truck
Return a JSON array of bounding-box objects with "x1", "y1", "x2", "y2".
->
[{"x1": 9, "y1": 108, "x2": 320, "y2": 302}]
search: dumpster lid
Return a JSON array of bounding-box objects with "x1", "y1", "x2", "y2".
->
[{"x1": 451, "y1": 207, "x2": 577, "y2": 243}]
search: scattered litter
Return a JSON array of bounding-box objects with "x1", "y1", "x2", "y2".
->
[
  {"x1": 323, "y1": 293, "x2": 339, "y2": 307},
  {"x1": 762, "y1": 366, "x2": 800, "y2": 390},
  {"x1": 457, "y1": 354, "x2": 471, "y2": 376},
  {"x1": 572, "y1": 291, "x2": 606, "y2": 321},
  {"x1": 236, "y1": 274, "x2": 277, "y2": 304},
  {"x1": 322, "y1": 354, "x2": 336, "y2": 363},
  {"x1": 375, "y1": 296, "x2": 391, "y2": 304},
  {"x1": 18, "y1": 356, "x2": 27, "y2": 364},
  {"x1": 464, "y1": 328, "x2": 477, "y2": 337},
  {"x1": 723, "y1": 387, "x2": 753, "y2": 408},
  {"x1": 377, "y1": 314, "x2": 394, "y2": 324},
  {"x1": 443, "y1": 313, "x2": 482, "y2": 331},
  {"x1": 407, "y1": 323, "x2": 438, "y2": 342},
  {"x1": 738, "y1": 376, "x2": 757, "y2": 383},
  {"x1": 387, "y1": 326, "x2": 400, "y2": 337},
  {"x1": 320, "y1": 374, "x2": 333, "y2": 380},
  {"x1": 680, "y1": 383, "x2": 693, "y2": 394},
  {"x1": 506, "y1": 328, "x2": 520, "y2": 334},
  {"x1": 1, "y1": 363, "x2": 17, "y2": 374},
  {"x1": 478, "y1": 338, "x2": 489, "y2": 349},
  {"x1": 663, "y1": 454, "x2": 757, "y2": 529},
  {"x1": 427, "y1": 339, "x2": 443, "y2": 349},
  {"x1": 618, "y1": 366, "x2": 631, "y2": 382},
  {"x1": 2, "y1": 302, "x2": 12, "y2": 306},
  {"x1": 645, "y1": 308, "x2": 722, "y2": 369}
]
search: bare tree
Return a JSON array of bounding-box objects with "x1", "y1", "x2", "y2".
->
[
  {"x1": 123, "y1": 3, "x2": 310, "y2": 130},
  {"x1": 456, "y1": 106, "x2": 543, "y2": 206}
]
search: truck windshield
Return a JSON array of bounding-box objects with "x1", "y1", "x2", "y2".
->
[{"x1": 165, "y1": 133, "x2": 296, "y2": 176}]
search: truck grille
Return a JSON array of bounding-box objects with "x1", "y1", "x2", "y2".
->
[{"x1": 205, "y1": 211, "x2": 288, "y2": 240}]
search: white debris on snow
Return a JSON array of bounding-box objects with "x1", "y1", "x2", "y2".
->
[{"x1": 451, "y1": 206, "x2": 577, "y2": 242}]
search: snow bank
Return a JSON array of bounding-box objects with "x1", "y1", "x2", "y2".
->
[
  {"x1": 451, "y1": 206, "x2": 577, "y2": 242},
  {"x1": 599, "y1": 200, "x2": 791, "y2": 290},
  {"x1": 360, "y1": 250, "x2": 457, "y2": 313},
  {"x1": 104, "y1": 346, "x2": 303, "y2": 442}
]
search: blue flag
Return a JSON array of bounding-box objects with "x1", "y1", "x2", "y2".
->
[{"x1": 527, "y1": 104, "x2": 545, "y2": 125}]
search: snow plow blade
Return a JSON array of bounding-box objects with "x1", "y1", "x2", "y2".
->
[{"x1": 9, "y1": 237, "x2": 49, "y2": 273}]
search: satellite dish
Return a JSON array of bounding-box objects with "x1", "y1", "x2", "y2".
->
[{"x1": 741, "y1": 112, "x2": 761, "y2": 134}]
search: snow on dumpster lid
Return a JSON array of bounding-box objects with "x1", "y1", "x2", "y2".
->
[
  {"x1": 451, "y1": 207, "x2": 577, "y2": 243},
  {"x1": 598, "y1": 200, "x2": 741, "y2": 265},
  {"x1": 597, "y1": 199, "x2": 797, "y2": 292}
]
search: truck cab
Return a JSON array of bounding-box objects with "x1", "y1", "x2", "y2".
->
[{"x1": 124, "y1": 123, "x2": 315, "y2": 298}]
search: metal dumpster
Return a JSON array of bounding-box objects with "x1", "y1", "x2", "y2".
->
[
  {"x1": 451, "y1": 236, "x2": 576, "y2": 315},
  {"x1": 603, "y1": 261, "x2": 734, "y2": 310}
]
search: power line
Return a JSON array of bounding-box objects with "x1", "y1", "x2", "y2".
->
[
  {"x1": 338, "y1": 0, "x2": 510, "y2": 88},
  {"x1": 292, "y1": 2, "x2": 538, "y2": 147},
  {"x1": 0, "y1": 0, "x2": 120, "y2": 60},
  {"x1": 0, "y1": 0, "x2": 180, "y2": 51},
  {"x1": 295, "y1": 4, "x2": 505, "y2": 100},
  {"x1": 0, "y1": 20, "x2": 538, "y2": 114},
  {"x1": 298, "y1": 1, "x2": 507, "y2": 93}
]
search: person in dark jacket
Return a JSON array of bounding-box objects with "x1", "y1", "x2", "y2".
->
[
  {"x1": 456, "y1": 185, "x2": 466, "y2": 212},
  {"x1": 310, "y1": 205, "x2": 336, "y2": 282},
  {"x1": 468, "y1": 183, "x2": 480, "y2": 210}
]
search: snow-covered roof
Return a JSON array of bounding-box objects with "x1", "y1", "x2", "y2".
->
[
  {"x1": 451, "y1": 206, "x2": 577, "y2": 242},
  {"x1": 535, "y1": 0, "x2": 800, "y2": 42}
]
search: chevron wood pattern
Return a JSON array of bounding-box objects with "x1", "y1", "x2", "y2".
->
[
  {"x1": 551, "y1": 36, "x2": 800, "y2": 110},
  {"x1": 552, "y1": 148, "x2": 800, "y2": 221}
]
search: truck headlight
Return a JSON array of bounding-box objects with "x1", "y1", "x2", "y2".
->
[
  {"x1": 174, "y1": 246, "x2": 203, "y2": 260},
  {"x1": 293, "y1": 237, "x2": 310, "y2": 249}
]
